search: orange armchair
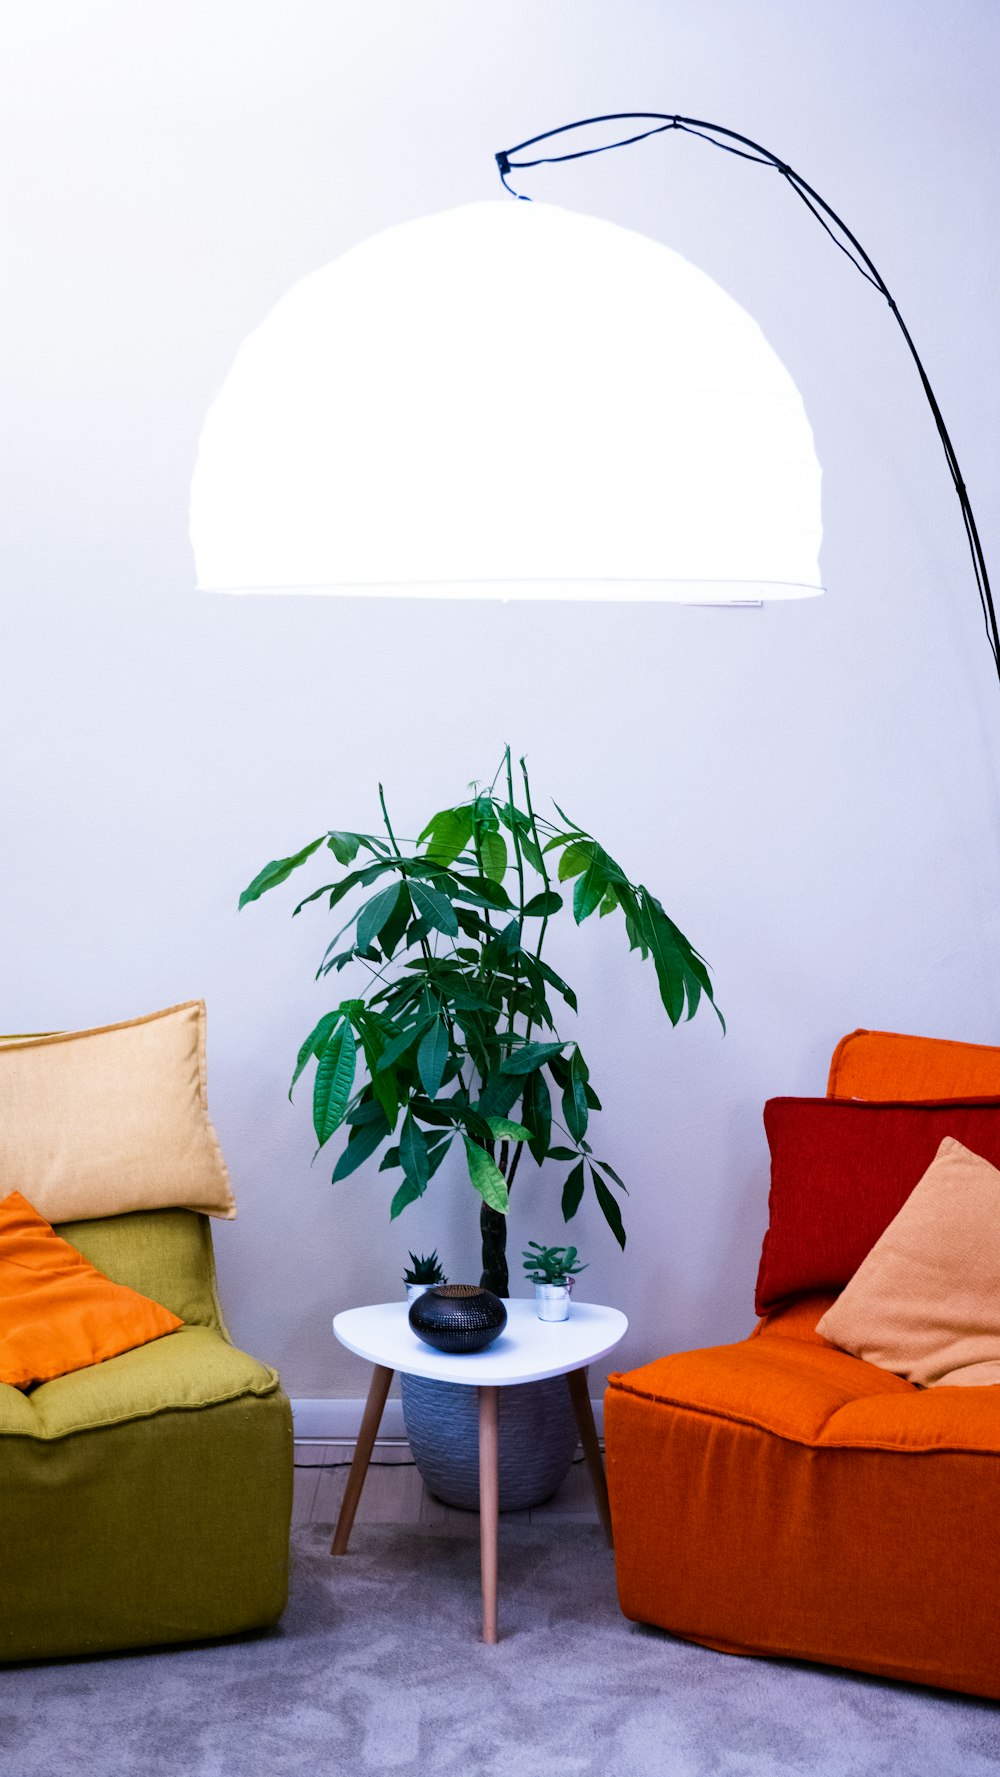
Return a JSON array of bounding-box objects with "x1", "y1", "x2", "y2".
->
[{"x1": 605, "y1": 1030, "x2": 1000, "y2": 1699}]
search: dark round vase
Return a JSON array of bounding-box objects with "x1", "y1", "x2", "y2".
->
[{"x1": 407, "y1": 1284, "x2": 507, "y2": 1354}]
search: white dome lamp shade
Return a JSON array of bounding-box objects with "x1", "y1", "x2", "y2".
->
[{"x1": 190, "y1": 200, "x2": 824, "y2": 602}]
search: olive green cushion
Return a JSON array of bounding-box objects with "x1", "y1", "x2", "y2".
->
[
  {"x1": 0, "y1": 1326, "x2": 278, "y2": 1440},
  {"x1": 0, "y1": 1383, "x2": 293, "y2": 1660},
  {"x1": 54, "y1": 1207, "x2": 224, "y2": 1330}
]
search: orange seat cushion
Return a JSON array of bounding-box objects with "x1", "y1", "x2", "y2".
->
[
  {"x1": 0, "y1": 1191, "x2": 183, "y2": 1390},
  {"x1": 606, "y1": 1296, "x2": 1000, "y2": 1698}
]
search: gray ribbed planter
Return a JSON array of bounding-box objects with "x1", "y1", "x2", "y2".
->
[{"x1": 400, "y1": 1372, "x2": 577, "y2": 1511}]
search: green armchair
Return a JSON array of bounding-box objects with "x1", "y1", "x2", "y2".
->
[{"x1": 1, "y1": 1204, "x2": 293, "y2": 1661}]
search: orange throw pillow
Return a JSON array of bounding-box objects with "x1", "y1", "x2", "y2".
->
[
  {"x1": 0, "y1": 1191, "x2": 183, "y2": 1391},
  {"x1": 817, "y1": 1138, "x2": 1000, "y2": 1387}
]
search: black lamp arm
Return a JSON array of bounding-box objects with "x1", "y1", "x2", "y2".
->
[{"x1": 496, "y1": 112, "x2": 997, "y2": 681}]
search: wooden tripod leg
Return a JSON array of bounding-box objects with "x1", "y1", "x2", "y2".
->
[
  {"x1": 566, "y1": 1366, "x2": 614, "y2": 1547},
  {"x1": 478, "y1": 1385, "x2": 500, "y2": 1644},
  {"x1": 330, "y1": 1363, "x2": 393, "y2": 1556}
]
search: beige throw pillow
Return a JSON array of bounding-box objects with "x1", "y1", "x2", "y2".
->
[
  {"x1": 0, "y1": 1001, "x2": 236, "y2": 1223},
  {"x1": 817, "y1": 1137, "x2": 1000, "y2": 1387}
]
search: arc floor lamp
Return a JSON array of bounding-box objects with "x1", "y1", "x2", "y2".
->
[{"x1": 190, "y1": 110, "x2": 994, "y2": 666}]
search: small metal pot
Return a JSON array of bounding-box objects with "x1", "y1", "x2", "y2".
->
[
  {"x1": 405, "y1": 1282, "x2": 433, "y2": 1306},
  {"x1": 534, "y1": 1278, "x2": 574, "y2": 1322}
]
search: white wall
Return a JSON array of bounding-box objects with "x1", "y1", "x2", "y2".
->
[{"x1": 2, "y1": 1, "x2": 999, "y2": 1399}]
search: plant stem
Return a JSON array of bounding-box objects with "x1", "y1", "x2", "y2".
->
[
  {"x1": 505, "y1": 746, "x2": 526, "y2": 949},
  {"x1": 479, "y1": 1202, "x2": 509, "y2": 1297},
  {"x1": 520, "y1": 757, "x2": 552, "y2": 965},
  {"x1": 505, "y1": 1140, "x2": 524, "y2": 1195},
  {"x1": 379, "y1": 782, "x2": 435, "y2": 972}
]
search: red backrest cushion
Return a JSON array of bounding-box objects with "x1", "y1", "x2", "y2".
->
[{"x1": 756, "y1": 1096, "x2": 1000, "y2": 1314}]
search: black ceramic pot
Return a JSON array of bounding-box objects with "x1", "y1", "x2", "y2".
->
[{"x1": 407, "y1": 1284, "x2": 507, "y2": 1354}]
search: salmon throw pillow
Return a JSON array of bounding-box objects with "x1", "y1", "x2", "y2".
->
[
  {"x1": 817, "y1": 1139, "x2": 1000, "y2": 1387},
  {"x1": 0, "y1": 1190, "x2": 183, "y2": 1390}
]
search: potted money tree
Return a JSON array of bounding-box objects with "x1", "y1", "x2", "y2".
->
[{"x1": 240, "y1": 746, "x2": 722, "y2": 1507}]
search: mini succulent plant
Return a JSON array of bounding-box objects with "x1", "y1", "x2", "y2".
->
[
  {"x1": 403, "y1": 1250, "x2": 447, "y2": 1287},
  {"x1": 522, "y1": 1242, "x2": 588, "y2": 1287}
]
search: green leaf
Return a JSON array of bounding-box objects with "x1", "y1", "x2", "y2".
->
[
  {"x1": 306, "y1": 860, "x2": 396, "y2": 922},
  {"x1": 390, "y1": 1177, "x2": 425, "y2": 1219},
  {"x1": 445, "y1": 981, "x2": 496, "y2": 1015},
  {"x1": 376, "y1": 883, "x2": 412, "y2": 960},
  {"x1": 421, "y1": 807, "x2": 474, "y2": 868},
  {"x1": 522, "y1": 1067, "x2": 551, "y2": 1165},
  {"x1": 462, "y1": 1138, "x2": 509, "y2": 1213},
  {"x1": 547, "y1": 1146, "x2": 578, "y2": 1161},
  {"x1": 494, "y1": 918, "x2": 520, "y2": 959},
  {"x1": 639, "y1": 891, "x2": 685, "y2": 1025},
  {"x1": 484, "y1": 1118, "x2": 532, "y2": 1141},
  {"x1": 312, "y1": 1021, "x2": 356, "y2": 1146},
  {"x1": 328, "y1": 831, "x2": 361, "y2": 866},
  {"x1": 573, "y1": 850, "x2": 607, "y2": 923},
  {"x1": 355, "y1": 1019, "x2": 399, "y2": 1132},
  {"x1": 592, "y1": 1165, "x2": 626, "y2": 1249},
  {"x1": 331, "y1": 1114, "x2": 389, "y2": 1181},
  {"x1": 535, "y1": 958, "x2": 578, "y2": 1013},
  {"x1": 410, "y1": 879, "x2": 459, "y2": 937},
  {"x1": 447, "y1": 1103, "x2": 496, "y2": 1146},
  {"x1": 289, "y1": 1009, "x2": 343, "y2": 1098},
  {"x1": 522, "y1": 890, "x2": 563, "y2": 918},
  {"x1": 375, "y1": 1013, "x2": 434, "y2": 1073},
  {"x1": 547, "y1": 1052, "x2": 570, "y2": 1088},
  {"x1": 501, "y1": 1040, "x2": 566, "y2": 1075},
  {"x1": 594, "y1": 1160, "x2": 629, "y2": 1195},
  {"x1": 637, "y1": 887, "x2": 723, "y2": 1030},
  {"x1": 562, "y1": 1047, "x2": 589, "y2": 1142},
  {"x1": 557, "y1": 840, "x2": 593, "y2": 883},
  {"x1": 448, "y1": 873, "x2": 514, "y2": 909},
  {"x1": 479, "y1": 828, "x2": 508, "y2": 885},
  {"x1": 476, "y1": 1072, "x2": 526, "y2": 1119},
  {"x1": 239, "y1": 835, "x2": 325, "y2": 909},
  {"x1": 454, "y1": 907, "x2": 491, "y2": 943},
  {"x1": 400, "y1": 1111, "x2": 430, "y2": 1191},
  {"x1": 356, "y1": 882, "x2": 401, "y2": 954},
  {"x1": 417, "y1": 1018, "x2": 449, "y2": 1099},
  {"x1": 426, "y1": 1134, "x2": 454, "y2": 1178},
  {"x1": 346, "y1": 1096, "x2": 388, "y2": 1127},
  {"x1": 598, "y1": 886, "x2": 618, "y2": 918},
  {"x1": 498, "y1": 802, "x2": 544, "y2": 872},
  {"x1": 561, "y1": 1159, "x2": 585, "y2": 1221}
]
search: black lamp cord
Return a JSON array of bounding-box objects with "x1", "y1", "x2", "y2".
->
[{"x1": 496, "y1": 112, "x2": 998, "y2": 683}]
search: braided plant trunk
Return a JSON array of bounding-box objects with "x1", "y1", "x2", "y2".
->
[{"x1": 479, "y1": 1201, "x2": 509, "y2": 1297}]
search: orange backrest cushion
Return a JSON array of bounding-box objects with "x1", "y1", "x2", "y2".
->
[
  {"x1": 827, "y1": 1029, "x2": 1000, "y2": 1101},
  {"x1": 0, "y1": 1190, "x2": 183, "y2": 1390}
]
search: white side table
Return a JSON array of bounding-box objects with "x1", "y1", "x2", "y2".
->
[{"x1": 331, "y1": 1298, "x2": 628, "y2": 1643}]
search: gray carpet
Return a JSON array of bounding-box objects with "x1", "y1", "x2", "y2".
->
[{"x1": 3, "y1": 1522, "x2": 1000, "y2": 1777}]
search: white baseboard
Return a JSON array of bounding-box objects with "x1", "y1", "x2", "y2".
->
[{"x1": 291, "y1": 1395, "x2": 605, "y2": 1448}]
